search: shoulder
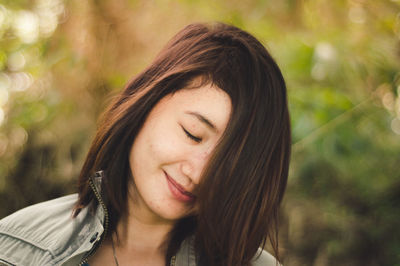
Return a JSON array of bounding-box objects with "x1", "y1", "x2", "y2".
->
[
  {"x1": 1, "y1": 193, "x2": 78, "y2": 220},
  {"x1": 251, "y1": 248, "x2": 281, "y2": 266},
  {"x1": 0, "y1": 194, "x2": 98, "y2": 265},
  {"x1": 0, "y1": 194, "x2": 78, "y2": 241}
]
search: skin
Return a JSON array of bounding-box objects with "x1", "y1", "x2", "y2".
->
[{"x1": 89, "y1": 83, "x2": 231, "y2": 266}]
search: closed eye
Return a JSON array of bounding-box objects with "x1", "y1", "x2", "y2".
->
[{"x1": 181, "y1": 126, "x2": 202, "y2": 143}]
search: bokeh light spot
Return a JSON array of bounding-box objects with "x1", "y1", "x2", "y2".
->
[
  {"x1": 0, "y1": 108, "x2": 4, "y2": 126},
  {"x1": 382, "y1": 92, "x2": 395, "y2": 111},
  {"x1": 0, "y1": 73, "x2": 11, "y2": 91},
  {"x1": 9, "y1": 126, "x2": 28, "y2": 149},
  {"x1": 0, "y1": 87, "x2": 9, "y2": 106},
  {"x1": 391, "y1": 118, "x2": 400, "y2": 135},
  {"x1": 9, "y1": 72, "x2": 33, "y2": 92},
  {"x1": 13, "y1": 10, "x2": 39, "y2": 44},
  {"x1": 35, "y1": 0, "x2": 65, "y2": 37},
  {"x1": 7, "y1": 52, "x2": 26, "y2": 71},
  {"x1": 315, "y1": 42, "x2": 336, "y2": 62}
]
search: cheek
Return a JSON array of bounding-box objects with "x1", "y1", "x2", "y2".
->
[{"x1": 147, "y1": 129, "x2": 183, "y2": 164}]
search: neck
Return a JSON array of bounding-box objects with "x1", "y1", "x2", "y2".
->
[{"x1": 115, "y1": 192, "x2": 175, "y2": 255}]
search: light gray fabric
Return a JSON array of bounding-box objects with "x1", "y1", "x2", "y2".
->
[
  {"x1": 174, "y1": 236, "x2": 279, "y2": 266},
  {"x1": 0, "y1": 194, "x2": 104, "y2": 266},
  {"x1": 252, "y1": 248, "x2": 281, "y2": 266}
]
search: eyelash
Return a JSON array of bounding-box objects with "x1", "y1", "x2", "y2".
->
[{"x1": 181, "y1": 126, "x2": 202, "y2": 143}]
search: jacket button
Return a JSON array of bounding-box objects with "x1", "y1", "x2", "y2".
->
[{"x1": 90, "y1": 232, "x2": 99, "y2": 243}]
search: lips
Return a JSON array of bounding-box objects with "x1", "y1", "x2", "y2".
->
[{"x1": 164, "y1": 171, "x2": 196, "y2": 203}]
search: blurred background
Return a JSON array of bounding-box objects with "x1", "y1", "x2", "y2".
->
[{"x1": 0, "y1": 0, "x2": 399, "y2": 265}]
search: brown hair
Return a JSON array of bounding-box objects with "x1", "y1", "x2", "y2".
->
[{"x1": 74, "y1": 22, "x2": 291, "y2": 266}]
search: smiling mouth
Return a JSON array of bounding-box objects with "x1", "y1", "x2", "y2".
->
[{"x1": 164, "y1": 171, "x2": 196, "y2": 203}]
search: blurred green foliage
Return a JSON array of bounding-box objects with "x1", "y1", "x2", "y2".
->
[{"x1": 0, "y1": 0, "x2": 399, "y2": 265}]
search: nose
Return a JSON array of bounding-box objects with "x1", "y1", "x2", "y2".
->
[{"x1": 181, "y1": 146, "x2": 212, "y2": 185}]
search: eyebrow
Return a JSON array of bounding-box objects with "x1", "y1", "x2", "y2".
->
[{"x1": 185, "y1": 111, "x2": 217, "y2": 132}]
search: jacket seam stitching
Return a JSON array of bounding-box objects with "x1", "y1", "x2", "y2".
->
[{"x1": 0, "y1": 231, "x2": 56, "y2": 258}]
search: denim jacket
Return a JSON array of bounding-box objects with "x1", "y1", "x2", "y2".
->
[{"x1": 0, "y1": 173, "x2": 278, "y2": 266}]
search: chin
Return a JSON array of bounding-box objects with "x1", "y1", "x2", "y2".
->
[
  {"x1": 160, "y1": 211, "x2": 189, "y2": 221},
  {"x1": 156, "y1": 205, "x2": 194, "y2": 221}
]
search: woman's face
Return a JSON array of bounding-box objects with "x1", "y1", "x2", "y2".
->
[{"x1": 129, "y1": 83, "x2": 231, "y2": 222}]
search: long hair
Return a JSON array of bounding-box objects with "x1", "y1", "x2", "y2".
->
[{"x1": 74, "y1": 22, "x2": 291, "y2": 266}]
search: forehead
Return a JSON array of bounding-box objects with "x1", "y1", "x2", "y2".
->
[{"x1": 156, "y1": 84, "x2": 232, "y2": 132}]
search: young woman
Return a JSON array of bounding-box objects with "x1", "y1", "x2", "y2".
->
[{"x1": 0, "y1": 22, "x2": 291, "y2": 266}]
